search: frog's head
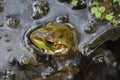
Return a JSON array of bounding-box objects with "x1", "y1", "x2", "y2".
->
[{"x1": 29, "y1": 22, "x2": 77, "y2": 56}]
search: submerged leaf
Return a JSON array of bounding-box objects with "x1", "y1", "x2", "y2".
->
[{"x1": 71, "y1": 0, "x2": 78, "y2": 6}]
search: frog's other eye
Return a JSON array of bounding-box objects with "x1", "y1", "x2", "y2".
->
[{"x1": 46, "y1": 36, "x2": 54, "y2": 46}]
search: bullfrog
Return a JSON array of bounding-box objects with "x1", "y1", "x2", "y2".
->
[{"x1": 29, "y1": 21, "x2": 77, "y2": 56}]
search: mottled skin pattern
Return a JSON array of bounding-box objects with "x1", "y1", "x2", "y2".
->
[{"x1": 29, "y1": 22, "x2": 77, "y2": 56}]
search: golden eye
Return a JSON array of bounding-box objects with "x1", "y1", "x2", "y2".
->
[
  {"x1": 46, "y1": 40, "x2": 54, "y2": 45},
  {"x1": 46, "y1": 36, "x2": 54, "y2": 46}
]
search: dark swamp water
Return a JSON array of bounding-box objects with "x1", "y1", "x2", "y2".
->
[{"x1": 0, "y1": 0, "x2": 120, "y2": 80}]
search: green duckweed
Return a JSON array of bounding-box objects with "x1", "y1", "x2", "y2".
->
[
  {"x1": 111, "y1": 19, "x2": 118, "y2": 24},
  {"x1": 90, "y1": 0, "x2": 120, "y2": 25},
  {"x1": 71, "y1": 0, "x2": 78, "y2": 6},
  {"x1": 93, "y1": 0, "x2": 99, "y2": 6},
  {"x1": 99, "y1": 6, "x2": 106, "y2": 13},
  {"x1": 95, "y1": 12, "x2": 101, "y2": 18},
  {"x1": 91, "y1": 7, "x2": 98, "y2": 14},
  {"x1": 105, "y1": 13, "x2": 113, "y2": 21}
]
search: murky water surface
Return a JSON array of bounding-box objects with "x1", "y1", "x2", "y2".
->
[{"x1": 0, "y1": 0, "x2": 120, "y2": 80}]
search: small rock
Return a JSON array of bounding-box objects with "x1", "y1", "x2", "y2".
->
[
  {"x1": 4, "y1": 38, "x2": 10, "y2": 42},
  {"x1": 84, "y1": 20, "x2": 96, "y2": 34},
  {"x1": 71, "y1": 0, "x2": 87, "y2": 10},
  {"x1": 55, "y1": 15, "x2": 68, "y2": 23},
  {"x1": 8, "y1": 56, "x2": 17, "y2": 65},
  {"x1": 5, "y1": 70, "x2": 15, "y2": 80},
  {"x1": 6, "y1": 15, "x2": 20, "y2": 29},
  {"x1": 19, "y1": 55, "x2": 34, "y2": 66},
  {"x1": 0, "y1": 23, "x2": 3, "y2": 27},
  {"x1": 31, "y1": 0, "x2": 49, "y2": 19},
  {"x1": 0, "y1": 70, "x2": 15, "y2": 80}
]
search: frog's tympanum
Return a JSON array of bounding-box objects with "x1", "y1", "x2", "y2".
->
[{"x1": 29, "y1": 22, "x2": 77, "y2": 56}]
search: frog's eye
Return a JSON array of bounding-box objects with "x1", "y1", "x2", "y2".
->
[
  {"x1": 46, "y1": 36, "x2": 54, "y2": 46},
  {"x1": 46, "y1": 40, "x2": 54, "y2": 45}
]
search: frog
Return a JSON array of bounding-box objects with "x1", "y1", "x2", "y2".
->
[{"x1": 29, "y1": 21, "x2": 77, "y2": 56}]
